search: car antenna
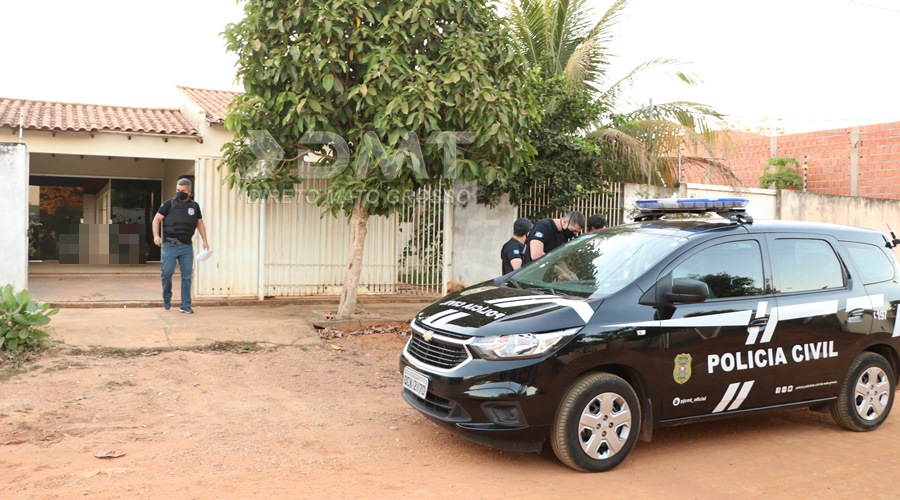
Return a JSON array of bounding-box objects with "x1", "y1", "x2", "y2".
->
[{"x1": 886, "y1": 223, "x2": 900, "y2": 248}]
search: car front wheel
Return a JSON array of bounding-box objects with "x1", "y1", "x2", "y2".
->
[
  {"x1": 550, "y1": 372, "x2": 641, "y2": 472},
  {"x1": 831, "y1": 352, "x2": 896, "y2": 432}
]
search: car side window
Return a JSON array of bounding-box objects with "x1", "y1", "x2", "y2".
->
[
  {"x1": 843, "y1": 241, "x2": 896, "y2": 284},
  {"x1": 772, "y1": 238, "x2": 845, "y2": 293},
  {"x1": 672, "y1": 240, "x2": 765, "y2": 299}
]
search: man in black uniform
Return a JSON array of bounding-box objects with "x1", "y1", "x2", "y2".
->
[
  {"x1": 152, "y1": 178, "x2": 209, "y2": 314},
  {"x1": 522, "y1": 211, "x2": 584, "y2": 265},
  {"x1": 501, "y1": 218, "x2": 533, "y2": 275}
]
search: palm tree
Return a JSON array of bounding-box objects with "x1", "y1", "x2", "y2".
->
[{"x1": 504, "y1": 0, "x2": 740, "y2": 186}]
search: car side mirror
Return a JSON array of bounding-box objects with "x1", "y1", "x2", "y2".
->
[{"x1": 665, "y1": 279, "x2": 709, "y2": 303}]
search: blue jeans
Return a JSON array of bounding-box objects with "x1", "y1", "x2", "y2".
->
[{"x1": 161, "y1": 242, "x2": 194, "y2": 309}]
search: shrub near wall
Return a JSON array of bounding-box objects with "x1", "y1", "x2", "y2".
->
[{"x1": 0, "y1": 284, "x2": 58, "y2": 354}]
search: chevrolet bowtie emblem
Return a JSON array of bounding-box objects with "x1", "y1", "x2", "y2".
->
[{"x1": 422, "y1": 331, "x2": 433, "y2": 342}]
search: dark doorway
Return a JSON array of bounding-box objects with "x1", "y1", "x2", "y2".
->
[
  {"x1": 111, "y1": 179, "x2": 163, "y2": 261},
  {"x1": 29, "y1": 176, "x2": 162, "y2": 264}
]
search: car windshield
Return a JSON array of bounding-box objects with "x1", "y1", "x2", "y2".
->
[{"x1": 510, "y1": 228, "x2": 684, "y2": 298}]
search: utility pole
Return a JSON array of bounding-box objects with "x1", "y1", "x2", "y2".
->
[{"x1": 646, "y1": 99, "x2": 653, "y2": 185}]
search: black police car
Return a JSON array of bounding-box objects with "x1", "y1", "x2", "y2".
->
[{"x1": 399, "y1": 198, "x2": 900, "y2": 472}]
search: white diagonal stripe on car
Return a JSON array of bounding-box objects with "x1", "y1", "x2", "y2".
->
[
  {"x1": 756, "y1": 300, "x2": 768, "y2": 318},
  {"x1": 727, "y1": 381, "x2": 755, "y2": 411},
  {"x1": 760, "y1": 300, "x2": 838, "y2": 343},
  {"x1": 759, "y1": 307, "x2": 779, "y2": 344},
  {"x1": 423, "y1": 309, "x2": 462, "y2": 326},
  {"x1": 430, "y1": 311, "x2": 470, "y2": 327},
  {"x1": 485, "y1": 295, "x2": 557, "y2": 305},
  {"x1": 745, "y1": 326, "x2": 760, "y2": 345},
  {"x1": 894, "y1": 304, "x2": 900, "y2": 338},
  {"x1": 607, "y1": 310, "x2": 753, "y2": 329},
  {"x1": 713, "y1": 383, "x2": 741, "y2": 413},
  {"x1": 489, "y1": 297, "x2": 595, "y2": 322}
]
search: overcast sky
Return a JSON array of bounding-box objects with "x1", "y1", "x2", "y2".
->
[{"x1": 2, "y1": 0, "x2": 897, "y2": 134}]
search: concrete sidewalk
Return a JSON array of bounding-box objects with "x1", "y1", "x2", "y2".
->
[{"x1": 48, "y1": 302, "x2": 430, "y2": 350}]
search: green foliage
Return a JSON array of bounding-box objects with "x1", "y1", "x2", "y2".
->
[
  {"x1": 221, "y1": 0, "x2": 541, "y2": 217},
  {"x1": 481, "y1": 74, "x2": 609, "y2": 217},
  {"x1": 0, "y1": 284, "x2": 58, "y2": 355},
  {"x1": 505, "y1": 0, "x2": 737, "y2": 188},
  {"x1": 27, "y1": 219, "x2": 42, "y2": 259},
  {"x1": 759, "y1": 156, "x2": 803, "y2": 190},
  {"x1": 505, "y1": 0, "x2": 627, "y2": 91}
]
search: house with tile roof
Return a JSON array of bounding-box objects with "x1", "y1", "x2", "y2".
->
[
  {"x1": 1, "y1": 88, "x2": 233, "y2": 253},
  {"x1": 0, "y1": 87, "x2": 443, "y2": 301}
]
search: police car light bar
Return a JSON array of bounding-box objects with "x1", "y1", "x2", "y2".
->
[
  {"x1": 634, "y1": 197, "x2": 753, "y2": 223},
  {"x1": 635, "y1": 197, "x2": 749, "y2": 211}
]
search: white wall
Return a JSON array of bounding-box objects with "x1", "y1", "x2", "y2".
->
[
  {"x1": 778, "y1": 190, "x2": 900, "y2": 234},
  {"x1": 0, "y1": 143, "x2": 29, "y2": 291},
  {"x1": 449, "y1": 183, "x2": 518, "y2": 288}
]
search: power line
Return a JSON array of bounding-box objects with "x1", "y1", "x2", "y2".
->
[
  {"x1": 724, "y1": 114, "x2": 900, "y2": 124},
  {"x1": 847, "y1": 0, "x2": 900, "y2": 13}
]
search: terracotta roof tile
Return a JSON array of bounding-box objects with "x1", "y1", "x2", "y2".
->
[
  {"x1": 178, "y1": 86, "x2": 241, "y2": 125},
  {"x1": 0, "y1": 97, "x2": 198, "y2": 137}
]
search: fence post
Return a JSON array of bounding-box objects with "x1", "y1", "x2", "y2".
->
[{"x1": 803, "y1": 154, "x2": 808, "y2": 192}]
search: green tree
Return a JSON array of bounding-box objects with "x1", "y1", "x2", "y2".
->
[
  {"x1": 505, "y1": 0, "x2": 740, "y2": 186},
  {"x1": 481, "y1": 74, "x2": 609, "y2": 218},
  {"x1": 222, "y1": 0, "x2": 540, "y2": 316},
  {"x1": 759, "y1": 156, "x2": 803, "y2": 190}
]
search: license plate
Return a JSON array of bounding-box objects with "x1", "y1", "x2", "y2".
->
[{"x1": 403, "y1": 366, "x2": 429, "y2": 399}]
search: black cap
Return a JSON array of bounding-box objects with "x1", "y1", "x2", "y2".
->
[{"x1": 513, "y1": 218, "x2": 533, "y2": 236}]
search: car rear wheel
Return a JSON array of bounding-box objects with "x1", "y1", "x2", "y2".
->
[
  {"x1": 831, "y1": 352, "x2": 895, "y2": 431},
  {"x1": 550, "y1": 372, "x2": 641, "y2": 472}
]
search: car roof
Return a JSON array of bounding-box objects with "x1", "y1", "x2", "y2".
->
[{"x1": 620, "y1": 217, "x2": 889, "y2": 245}]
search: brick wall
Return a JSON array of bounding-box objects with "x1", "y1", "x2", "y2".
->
[{"x1": 712, "y1": 122, "x2": 900, "y2": 200}]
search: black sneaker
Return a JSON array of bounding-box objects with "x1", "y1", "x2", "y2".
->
[
  {"x1": 163, "y1": 301, "x2": 171, "y2": 310},
  {"x1": 179, "y1": 306, "x2": 194, "y2": 314}
]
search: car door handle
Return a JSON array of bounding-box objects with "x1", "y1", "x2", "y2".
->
[
  {"x1": 847, "y1": 308, "x2": 866, "y2": 323},
  {"x1": 749, "y1": 317, "x2": 768, "y2": 327}
]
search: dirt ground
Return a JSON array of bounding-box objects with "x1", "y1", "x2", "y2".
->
[{"x1": 3, "y1": 329, "x2": 900, "y2": 499}]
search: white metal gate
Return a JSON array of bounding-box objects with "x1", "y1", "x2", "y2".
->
[
  {"x1": 520, "y1": 181, "x2": 625, "y2": 225},
  {"x1": 262, "y1": 179, "x2": 401, "y2": 296},
  {"x1": 396, "y1": 186, "x2": 449, "y2": 296},
  {"x1": 195, "y1": 158, "x2": 447, "y2": 298},
  {"x1": 194, "y1": 157, "x2": 261, "y2": 298}
]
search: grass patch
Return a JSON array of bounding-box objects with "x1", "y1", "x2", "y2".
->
[
  {"x1": 0, "y1": 340, "x2": 57, "y2": 380},
  {"x1": 105, "y1": 380, "x2": 137, "y2": 388},
  {"x1": 197, "y1": 341, "x2": 262, "y2": 353}
]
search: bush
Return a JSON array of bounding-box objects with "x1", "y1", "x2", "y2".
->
[
  {"x1": 1, "y1": 284, "x2": 59, "y2": 354},
  {"x1": 759, "y1": 156, "x2": 803, "y2": 190}
]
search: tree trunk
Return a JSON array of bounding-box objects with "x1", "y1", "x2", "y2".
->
[{"x1": 337, "y1": 198, "x2": 370, "y2": 318}]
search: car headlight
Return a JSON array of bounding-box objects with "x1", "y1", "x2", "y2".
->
[{"x1": 469, "y1": 328, "x2": 580, "y2": 360}]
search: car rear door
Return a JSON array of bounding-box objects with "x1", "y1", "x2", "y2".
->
[
  {"x1": 841, "y1": 239, "x2": 900, "y2": 338},
  {"x1": 654, "y1": 235, "x2": 777, "y2": 422},
  {"x1": 765, "y1": 234, "x2": 870, "y2": 404}
]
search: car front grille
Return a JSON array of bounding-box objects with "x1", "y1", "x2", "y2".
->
[{"x1": 406, "y1": 325, "x2": 470, "y2": 370}]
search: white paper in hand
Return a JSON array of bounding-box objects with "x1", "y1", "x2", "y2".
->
[{"x1": 197, "y1": 250, "x2": 213, "y2": 262}]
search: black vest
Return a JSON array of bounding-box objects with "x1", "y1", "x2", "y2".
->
[{"x1": 164, "y1": 199, "x2": 200, "y2": 243}]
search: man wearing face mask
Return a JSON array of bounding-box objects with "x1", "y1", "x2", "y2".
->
[
  {"x1": 152, "y1": 178, "x2": 210, "y2": 314},
  {"x1": 521, "y1": 210, "x2": 584, "y2": 265}
]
